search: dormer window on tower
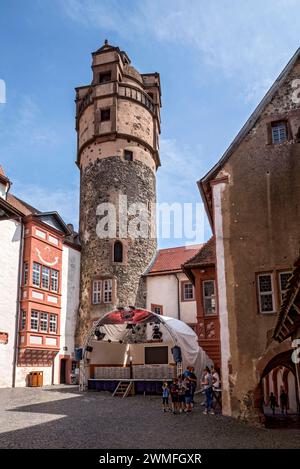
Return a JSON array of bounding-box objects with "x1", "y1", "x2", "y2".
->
[
  {"x1": 271, "y1": 121, "x2": 288, "y2": 144},
  {"x1": 99, "y1": 71, "x2": 112, "y2": 84}
]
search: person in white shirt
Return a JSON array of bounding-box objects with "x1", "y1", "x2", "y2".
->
[{"x1": 211, "y1": 366, "x2": 220, "y2": 389}]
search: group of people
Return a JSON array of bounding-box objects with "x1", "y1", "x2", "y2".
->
[
  {"x1": 162, "y1": 365, "x2": 220, "y2": 415},
  {"x1": 162, "y1": 367, "x2": 197, "y2": 414},
  {"x1": 269, "y1": 389, "x2": 289, "y2": 415}
]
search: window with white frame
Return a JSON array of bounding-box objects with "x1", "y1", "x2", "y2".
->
[
  {"x1": 42, "y1": 266, "x2": 50, "y2": 289},
  {"x1": 92, "y1": 280, "x2": 102, "y2": 304},
  {"x1": 49, "y1": 314, "x2": 57, "y2": 333},
  {"x1": 279, "y1": 271, "x2": 292, "y2": 300},
  {"x1": 103, "y1": 279, "x2": 113, "y2": 303},
  {"x1": 23, "y1": 262, "x2": 28, "y2": 285},
  {"x1": 40, "y1": 312, "x2": 48, "y2": 332},
  {"x1": 51, "y1": 270, "x2": 59, "y2": 292},
  {"x1": 271, "y1": 121, "x2": 288, "y2": 144},
  {"x1": 20, "y1": 310, "x2": 26, "y2": 330},
  {"x1": 183, "y1": 282, "x2": 194, "y2": 301},
  {"x1": 30, "y1": 310, "x2": 39, "y2": 331},
  {"x1": 32, "y1": 262, "x2": 41, "y2": 286},
  {"x1": 203, "y1": 280, "x2": 216, "y2": 316},
  {"x1": 257, "y1": 273, "x2": 275, "y2": 313}
]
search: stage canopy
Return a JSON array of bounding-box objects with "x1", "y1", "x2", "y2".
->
[{"x1": 83, "y1": 308, "x2": 213, "y2": 384}]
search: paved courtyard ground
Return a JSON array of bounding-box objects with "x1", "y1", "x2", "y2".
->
[{"x1": 0, "y1": 385, "x2": 299, "y2": 449}]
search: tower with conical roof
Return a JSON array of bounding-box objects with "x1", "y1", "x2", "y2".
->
[{"x1": 75, "y1": 41, "x2": 162, "y2": 342}]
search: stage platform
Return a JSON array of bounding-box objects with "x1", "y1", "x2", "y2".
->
[{"x1": 88, "y1": 378, "x2": 171, "y2": 394}]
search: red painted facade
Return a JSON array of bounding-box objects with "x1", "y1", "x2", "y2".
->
[
  {"x1": 18, "y1": 216, "x2": 65, "y2": 367},
  {"x1": 183, "y1": 238, "x2": 221, "y2": 369}
]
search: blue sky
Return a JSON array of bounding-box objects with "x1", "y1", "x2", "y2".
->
[{"x1": 0, "y1": 0, "x2": 300, "y2": 247}]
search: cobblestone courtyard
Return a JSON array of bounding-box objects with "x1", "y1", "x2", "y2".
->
[{"x1": 0, "y1": 386, "x2": 299, "y2": 449}]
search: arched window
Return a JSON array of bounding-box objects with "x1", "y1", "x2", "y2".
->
[{"x1": 114, "y1": 241, "x2": 123, "y2": 263}]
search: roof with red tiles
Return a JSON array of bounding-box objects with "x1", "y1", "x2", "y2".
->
[
  {"x1": 183, "y1": 237, "x2": 215, "y2": 268},
  {"x1": 146, "y1": 244, "x2": 203, "y2": 275},
  {"x1": 7, "y1": 193, "x2": 40, "y2": 216}
]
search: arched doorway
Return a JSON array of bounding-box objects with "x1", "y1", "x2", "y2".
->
[{"x1": 259, "y1": 349, "x2": 299, "y2": 426}]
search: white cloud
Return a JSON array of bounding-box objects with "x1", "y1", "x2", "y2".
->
[
  {"x1": 12, "y1": 181, "x2": 79, "y2": 229},
  {"x1": 60, "y1": 0, "x2": 300, "y2": 102},
  {"x1": 0, "y1": 95, "x2": 58, "y2": 149},
  {"x1": 157, "y1": 137, "x2": 205, "y2": 203}
]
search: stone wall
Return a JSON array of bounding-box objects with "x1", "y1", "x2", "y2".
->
[
  {"x1": 215, "y1": 56, "x2": 300, "y2": 420},
  {"x1": 76, "y1": 155, "x2": 157, "y2": 345}
]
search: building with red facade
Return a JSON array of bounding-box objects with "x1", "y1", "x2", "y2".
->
[{"x1": 0, "y1": 167, "x2": 81, "y2": 387}]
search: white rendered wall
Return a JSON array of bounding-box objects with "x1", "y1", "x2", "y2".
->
[
  {"x1": 146, "y1": 272, "x2": 197, "y2": 324},
  {"x1": 15, "y1": 366, "x2": 53, "y2": 387},
  {"x1": 0, "y1": 220, "x2": 21, "y2": 388},
  {"x1": 53, "y1": 244, "x2": 81, "y2": 383},
  {"x1": 212, "y1": 181, "x2": 231, "y2": 416},
  {"x1": 89, "y1": 341, "x2": 174, "y2": 365}
]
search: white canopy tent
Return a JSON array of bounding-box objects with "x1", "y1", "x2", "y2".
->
[{"x1": 80, "y1": 308, "x2": 213, "y2": 389}]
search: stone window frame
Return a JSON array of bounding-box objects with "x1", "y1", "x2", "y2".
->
[
  {"x1": 181, "y1": 280, "x2": 195, "y2": 302},
  {"x1": 151, "y1": 303, "x2": 163, "y2": 315},
  {"x1": 100, "y1": 108, "x2": 111, "y2": 122},
  {"x1": 99, "y1": 70, "x2": 112, "y2": 84},
  {"x1": 267, "y1": 118, "x2": 292, "y2": 145},
  {"x1": 256, "y1": 271, "x2": 277, "y2": 314},
  {"x1": 111, "y1": 239, "x2": 128, "y2": 265},
  {"x1": 91, "y1": 276, "x2": 116, "y2": 305},
  {"x1": 124, "y1": 149, "x2": 133, "y2": 161}
]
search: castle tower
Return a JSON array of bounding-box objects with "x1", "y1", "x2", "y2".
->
[{"x1": 75, "y1": 41, "x2": 161, "y2": 342}]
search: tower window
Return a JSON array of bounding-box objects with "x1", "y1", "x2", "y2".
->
[
  {"x1": 113, "y1": 240, "x2": 123, "y2": 263},
  {"x1": 100, "y1": 108, "x2": 110, "y2": 121},
  {"x1": 271, "y1": 121, "x2": 288, "y2": 144},
  {"x1": 99, "y1": 71, "x2": 111, "y2": 84},
  {"x1": 92, "y1": 280, "x2": 102, "y2": 304},
  {"x1": 103, "y1": 279, "x2": 113, "y2": 303},
  {"x1": 124, "y1": 150, "x2": 133, "y2": 161}
]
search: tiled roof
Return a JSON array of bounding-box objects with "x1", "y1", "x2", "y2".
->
[
  {"x1": 147, "y1": 244, "x2": 203, "y2": 274},
  {"x1": 6, "y1": 193, "x2": 40, "y2": 216},
  {"x1": 183, "y1": 237, "x2": 215, "y2": 268}
]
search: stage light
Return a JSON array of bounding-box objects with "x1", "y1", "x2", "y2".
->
[
  {"x1": 108, "y1": 339, "x2": 112, "y2": 343},
  {"x1": 119, "y1": 340, "x2": 123, "y2": 344},
  {"x1": 94, "y1": 329, "x2": 106, "y2": 341}
]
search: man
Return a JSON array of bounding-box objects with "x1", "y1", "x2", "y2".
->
[
  {"x1": 280, "y1": 390, "x2": 288, "y2": 415},
  {"x1": 189, "y1": 367, "x2": 197, "y2": 405},
  {"x1": 201, "y1": 366, "x2": 214, "y2": 415}
]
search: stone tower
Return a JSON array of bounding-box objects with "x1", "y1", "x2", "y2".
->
[{"x1": 75, "y1": 41, "x2": 161, "y2": 342}]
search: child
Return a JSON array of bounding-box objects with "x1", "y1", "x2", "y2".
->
[
  {"x1": 170, "y1": 378, "x2": 179, "y2": 414},
  {"x1": 162, "y1": 381, "x2": 170, "y2": 412},
  {"x1": 177, "y1": 375, "x2": 186, "y2": 413},
  {"x1": 184, "y1": 376, "x2": 192, "y2": 413}
]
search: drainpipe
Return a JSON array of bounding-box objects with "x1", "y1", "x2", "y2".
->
[
  {"x1": 175, "y1": 273, "x2": 181, "y2": 321},
  {"x1": 12, "y1": 218, "x2": 24, "y2": 387}
]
